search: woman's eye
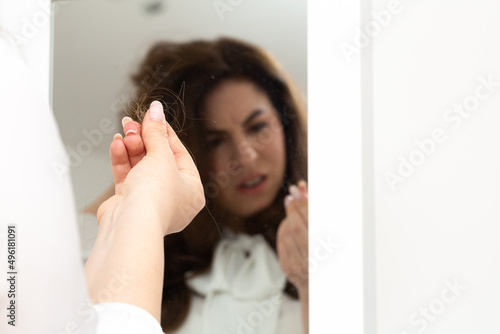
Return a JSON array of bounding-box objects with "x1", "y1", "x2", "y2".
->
[
  {"x1": 207, "y1": 138, "x2": 224, "y2": 148},
  {"x1": 249, "y1": 122, "x2": 268, "y2": 133}
]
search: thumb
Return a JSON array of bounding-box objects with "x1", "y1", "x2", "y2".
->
[{"x1": 141, "y1": 101, "x2": 173, "y2": 158}]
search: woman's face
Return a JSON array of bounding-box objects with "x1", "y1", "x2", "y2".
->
[{"x1": 202, "y1": 79, "x2": 287, "y2": 218}]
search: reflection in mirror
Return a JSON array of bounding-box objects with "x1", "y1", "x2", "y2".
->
[{"x1": 52, "y1": 0, "x2": 307, "y2": 333}]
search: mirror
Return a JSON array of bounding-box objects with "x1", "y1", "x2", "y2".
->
[
  {"x1": 51, "y1": 0, "x2": 306, "y2": 257},
  {"x1": 51, "y1": 0, "x2": 307, "y2": 332}
]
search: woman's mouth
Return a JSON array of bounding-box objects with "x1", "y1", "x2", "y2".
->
[{"x1": 237, "y1": 175, "x2": 267, "y2": 194}]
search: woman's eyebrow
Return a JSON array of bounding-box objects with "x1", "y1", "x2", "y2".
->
[
  {"x1": 205, "y1": 129, "x2": 226, "y2": 135},
  {"x1": 241, "y1": 109, "x2": 264, "y2": 127},
  {"x1": 205, "y1": 109, "x2": 265, "y2": 134}
]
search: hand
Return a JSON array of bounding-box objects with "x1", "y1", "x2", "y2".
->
[
  {"x1": 85, "y1": 101, "x2": 204, "y2": 321},
  {"x1": 98, "y1": 100, "x2": 205, "y2": 235},
  {"x1": 277, "y1": 180, "x2": 308, "y2": 293}
]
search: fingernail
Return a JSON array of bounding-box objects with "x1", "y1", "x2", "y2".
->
[
  {"x1": 125, "y1": 129, "x2": 137, "y2": 136},
  {"x1": 298, "y1": 180, "x2": 307, "y2": 190},
  {"x1": 284, "y1": 195, "x2": 294, "y2": 208},
  {"x1": 121, "y1": 116, "x2": 133, "y2": 128},
  {"x1": 149, "y1": 101, "x2": 164, "y2": 121},
  {"x1": 289, "y1": 185, "x2": 302, "y2": 200},
  {"x1": 113, "y1": 133, "x2": 123, "y2": 140}
]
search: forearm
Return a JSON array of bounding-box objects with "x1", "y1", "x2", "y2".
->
[
  {"x1": 84, "y1": 204, "x2": 165, "y2": 323},
  {"x1": 299, "y1": 287, "x2": 309, "y2": 334}
]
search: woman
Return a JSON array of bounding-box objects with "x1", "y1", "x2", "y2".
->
[{"x1": 120, "y1": 37, "x2": 308, "y2": 333}]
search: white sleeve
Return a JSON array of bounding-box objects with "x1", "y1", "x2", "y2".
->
[
  {"x1": 0, "y1": 36, "x2": 163, "y2": 334},
  {"x1": 93, "y1": 303, "x2": 164, "y2": 334},
  {"x1": 0, "y1": 36, "x2": 95, "y2": 334}
]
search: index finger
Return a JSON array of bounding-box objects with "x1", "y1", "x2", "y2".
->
[
  {"x1": 164, "y1": 121, "x2": 199, "y2": 178},
  {"x1": 285, "y1": 195, "x2": 308, "y2": 227}
]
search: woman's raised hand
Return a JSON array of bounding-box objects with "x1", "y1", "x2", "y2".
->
[
  {"x1": 98, "y1": 101, "x2": 205, "y2": 235},
  {"x1": 277, "y1": 180, "x2": 309, "y2": 333},
  {"x1": 277, "y1": 180, "x2": 309, "y2": 293}
]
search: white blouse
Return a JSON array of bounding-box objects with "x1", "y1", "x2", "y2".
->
[{"x1": 171, "y1": 231, "x2": 303, "y2": 334}]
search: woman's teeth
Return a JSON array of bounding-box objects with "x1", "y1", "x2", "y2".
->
[{"x1": 242, "y1": 176, "x2": 264, "y2": 188}]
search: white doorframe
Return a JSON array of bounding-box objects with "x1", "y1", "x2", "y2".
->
[{"x1": 309, "y1": 0, "x2": 369, "y2": 333}]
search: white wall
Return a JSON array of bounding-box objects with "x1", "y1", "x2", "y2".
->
[
  {"x1": 0, "y1": 0, "x2": 51, "y2": 101},
  {"x1": 372, "y1": 0, "x2": 500, "y2": 332}
]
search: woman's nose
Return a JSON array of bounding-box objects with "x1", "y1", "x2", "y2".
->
[{"x1": 234, "y1": 139, "x2": 257, "y2": 165}]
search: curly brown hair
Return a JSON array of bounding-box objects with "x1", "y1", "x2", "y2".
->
[{"x1": 126, "y1": 37, "x2": 307, "y2": 332}]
